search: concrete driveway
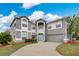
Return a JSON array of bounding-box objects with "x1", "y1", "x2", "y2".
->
[{"x1": 11, "y1": 42, "x2": 61, "y2": 56}]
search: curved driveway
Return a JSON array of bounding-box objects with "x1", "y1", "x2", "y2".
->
[{"x1": 11, "y1": 42, "x2": 61, "y2": 56}]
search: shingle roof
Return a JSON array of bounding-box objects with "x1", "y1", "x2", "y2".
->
[
  {"x1": 47, "y1": 18, "x2": 64, "y2": 24},
  {"x1": 10, "y1": 16, "x2": 30, "y2": 27},
  {"x1": 35, "y1": 18, "x2": 46, "y2": 23}
]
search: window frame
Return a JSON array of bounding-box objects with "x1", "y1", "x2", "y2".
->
[
  {"x1": 22, "y1": 24, "x2": 27, "y2": 27},
  {"x1": 56, "y1": 24, "x2": 61, "y2": 28}
]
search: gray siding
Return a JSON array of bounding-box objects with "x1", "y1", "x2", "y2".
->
[
  {"x1": 16, "y1": 19, "x2": 21, "y2": 29},
  {"x1": 45, "y1": 23, "x2": 47, "y2": 41},
  {"x1": 16, "y1": 31, "x2": 21, "y2": 38},
  {"x1": 47, "y1": 20, "x2": 67, "y2": 42},
  {"x1": 28, "y1": 22, "x2": 31, "y2": 30},
  {"x1": 10, "y1": 21, "x2": 16, "y2": 41},
  {"x1": 47, "y1": 29, "x2": 66, "y2": 35},
  {"x1": 62, "y1": 19, "x2": 67, "y2": 29}
]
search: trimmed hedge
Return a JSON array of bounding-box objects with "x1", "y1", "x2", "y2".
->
[{"x1": 24, "y1": 39, "x2": 37, "y2": 43}]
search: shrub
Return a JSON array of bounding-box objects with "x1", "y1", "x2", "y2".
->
[
  {"x1": 8, "y1": 41, "x2": 16, "y2": 45},
  {"x1": 75, "y1": 33, "x2": 79, "y2": 40},
  {"x1": 24, "y1": 39, "x2": 37, "y2": 43},
  {"x1": 76, "y1": 37, "x2": 79, "y2": 40},
  {"x1": 0, "y1": 31, "x2": 12, "y2": 45}
]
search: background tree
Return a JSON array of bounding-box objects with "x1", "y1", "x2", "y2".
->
[
  {"x1": 73, "y1": 15, "x2": 79, "y2": 40},
  {"x1": 65, "y1": 15, "x2": 76, "y2": 40}
]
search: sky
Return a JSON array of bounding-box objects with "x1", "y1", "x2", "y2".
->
[{"x1": 0, "y1": 3, "x2": 79, "y2": 32}]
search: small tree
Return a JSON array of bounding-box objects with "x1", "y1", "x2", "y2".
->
[
  {"x1": 65, "y1": 14, "x2": 79, "y2": 41},
  {"x1": 65, "y1": 15, "x2": 76, "y2": 40},
  {"x1": 73, "y1": 15, "x2": 79, "y2": 40}
]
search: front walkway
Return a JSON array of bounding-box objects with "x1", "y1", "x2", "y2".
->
[{"x1": 11, "y1": 42, "x2": 61, "y2": 56}]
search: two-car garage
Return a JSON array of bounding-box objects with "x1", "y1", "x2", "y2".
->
[{"x1": 47, "y1": 29, "x2": 67, "y2": 42}]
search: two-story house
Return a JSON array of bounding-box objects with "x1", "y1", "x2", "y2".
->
[{"x1": 10, "y1": 16, "x2": 68, "y2": 42}]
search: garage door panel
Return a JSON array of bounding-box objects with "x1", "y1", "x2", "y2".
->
[{"x1": 47, "y1": 34, "x2": 64, "y2": 42}]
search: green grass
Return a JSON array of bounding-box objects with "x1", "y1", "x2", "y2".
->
[
  {"x1": 56, "y1": 40, "x2": 79, "y2": 56},
  {"x1": 0, "y1": 43, "x2": 28, "y2": 56}
]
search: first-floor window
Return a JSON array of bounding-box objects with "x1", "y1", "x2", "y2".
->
[
  {"x1": 16, "y1": 31, "x2": 21, "y2": 38},
  {"x1": 22, "y1": 31, "x2": 27, "y2": 37},
  {"x1": 28, "y1": 32, "x2": 32, "y2": 39},
  {"x1": 22, "y1": 31, "x2": 27, "y2": 40}
]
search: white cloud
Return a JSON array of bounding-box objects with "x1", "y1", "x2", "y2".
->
[
  {"x1": 29, "y1": 11, "x2": 44, "y2": 22},
  {"x1": 29, "y1": 11, "x2": 62, "y2": 22},
  {"x1": 0, "y1": 11, "x2": 17, "y2": 32},
  {"x1": 0, "y1": 25, "x2": 9, "y2": 32},
  {"x1": 0, "y1": 14, "x2": 3, "y2": 17},
  {"x1": 0, "y1": 11, "x2": 17, "y2": 24},
  {"x1": 45, "y1": 13, "x2": 62, "y2": 22},
  {"x1": 22, "y1": 3, "x2": 40, "y2": 9},
  {"x1": 0, "y1": 10, "x2": 62, "y2": 32},
  {"x1": 0, "y1": 23, "x2": 8, "y2": 32},
  {"x1": 11, "y1": 11, "x2": 17, "y2": 16},
  {"x1": 0, "y1": 23, "x2": 4, "y2": 28}
]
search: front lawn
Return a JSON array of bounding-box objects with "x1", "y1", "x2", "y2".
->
[
  {"x1": 0, "y1": 43, "x2": 29, "y2": 56},
  {"x1": 56, "y1": 40, "x2": 79, "y2": 56}
]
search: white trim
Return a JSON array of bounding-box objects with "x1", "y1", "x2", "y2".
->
[
  {"x1": 15, "y1": 29, "x2": 21, "y2": 31},
  {"x1": 47, "y1": 28, "x2": 63, "y2": 30},
  {"x1": 37, "y1": 20, "x2": 45, "y2": 42},
  {"x1": 27, "y1": 19, "x2": 28, "y2": 39},
  {"x1": 21, "y1": 19, "x2": 22, "y2": 39}
]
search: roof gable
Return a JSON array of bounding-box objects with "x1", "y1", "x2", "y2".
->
[
  {"x1": 19, "y1": 16, "x2": 30, "y2": 20},
  {"x1": 35, "y1": 18, "x2": 46, "y2": 23},
  {"x1": 10, "y1": 16, "x2": 30, "y2": 27}
]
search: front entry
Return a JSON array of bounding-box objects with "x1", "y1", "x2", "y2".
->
[{"x1": 37, "y1": 35, "x2": 45, "y2": 42}]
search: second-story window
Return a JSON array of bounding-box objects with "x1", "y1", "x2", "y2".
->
[
  {"x1": 56, "y1": 24, "x2": 61, "y2": 28},
  {"x1": 38, "y1": 23, "x2": 44, "y2": 29},
  {"x1": 22, "y1": 24, "x2": 27, "y2": 27},
  {"x1": 23, "y1": 19, "x2": 27, "y2": 22},
  {"x1": 48, "y1": 26, "x2": 52, "y2": 29},
  {"x1": 32, "y1": 27, "x2": 35, "y2": 30},
  {"x1": 22, "y1": 31, "x2": 27, "y2": 37},
  {"x1": 14, "y1": 23, "x2": 16, "y2": 27}
]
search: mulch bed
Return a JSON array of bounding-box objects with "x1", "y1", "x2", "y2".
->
[
  {"x1": 0, "y1": 44, "x2": 12, "y2": 48},
  {"x1": 2, "y1": 45, "x2": 12, "y2": 48},
  {"x1": 64, "y1": 40, "x2": 78, "y2": 44}
]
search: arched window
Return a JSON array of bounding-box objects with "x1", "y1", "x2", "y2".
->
[{"x1": 38, "y1": 22, "x2": 44, "y2": 29}]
